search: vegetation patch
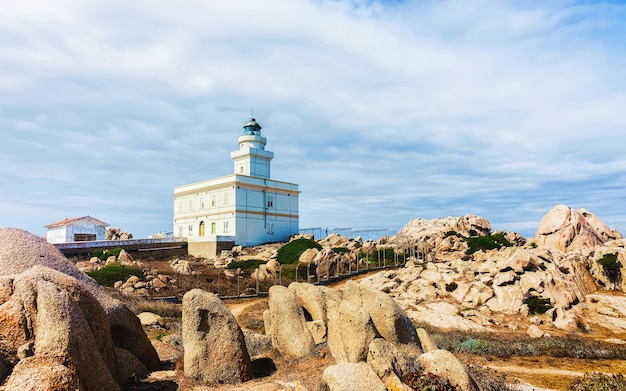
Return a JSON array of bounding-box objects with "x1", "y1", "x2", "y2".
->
[
  {"x1": 463, "y1": 233, "x2": 512, "y2": 255},
  {"x1": 429, "y1": 327, "x2": 626, "y2": 360},
  {"x1": 445, "y1": 282, "x2": 458, "y2": 292},
  {"x1": 92, "y1": 247, "x2": 123, "y2": 261},
  {"x1": 402, "y1": 370, "x2": 456, "y2": 390},
  {"x1": 227, "y1": 259, "x2": 265, "y2": 271},
  {"x1": 524, "y1": 295, "x2": 552, "y2": 314},
  {"x1": 569, "y1": 372, "x2": 626, "y2": 391},
  {"x1": 359, "y1": 247, "x2": 405, "y2": 266},
  {"x1": 87, "y1": 262, "x2": 144, "y2": 287},
  {"x1": 276, "y1": 238, "x2": 321, "y2": 265},
  {"x1": 331, "y1": 247, "x2": 349, "y2": 254},
  {"x1": 444, "y1": 230, "x2": 459, "y2": 238},
  {"x1": 597, "y1": 253, "x2": 622, "y2": 284}
]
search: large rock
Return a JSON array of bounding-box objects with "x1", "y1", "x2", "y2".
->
[
  {"x1": 323, "y1": 362, "x2": 386, "y2": 391},
  {"x1": 417, "y1": 349, "x2": 479, "y2": 391},
  {"x1": 337, "y1": 300, "x2": 377, "y2": 363},
  {"x1": 366, "y1": 338, "x2": 414, "y2": 380},
  {"x1": 342, "y1": 280, "x2": 419, "y2": 345},
  {"x1": 396, "y1": 214, "x2": 491, "y2": 252},
  {"x1": 289, "y1": 282, "x2": 327, "y2": 323},
  {"x1": 182, "y1": 289, "x2": 253, "y2": 384},
  {"x1": 0, "y1": 228, "x2": 159, "y2": 389},
  {"x1": 0, "y1": 266, "x2": 121, "y2": 390},
  {"x1": 267, "y1": 285, "x2": 315, "y2": 360},
  {"x1": 534, "y1": 205, "x2": 622, "y2": 252}
]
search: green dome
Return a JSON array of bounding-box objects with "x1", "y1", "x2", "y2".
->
[{"x1": 243, "y1": 118, "x2": 262, "y2": 135}]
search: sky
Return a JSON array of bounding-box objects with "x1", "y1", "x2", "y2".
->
[{"x1": 1, "y1": 0, "x2": 626, "y2": 240}]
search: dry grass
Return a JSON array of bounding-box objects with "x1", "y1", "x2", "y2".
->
[
  {"x1": 460, "y1": 354, "x2": 626, "y2": 390},
  {"x1": 119, "y1": 295, "x2": 182, "y2": 318}
]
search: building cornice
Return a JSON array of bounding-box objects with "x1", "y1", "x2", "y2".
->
[{"x1": 173, "y1": 174, "x2": 300, "y2": 197}]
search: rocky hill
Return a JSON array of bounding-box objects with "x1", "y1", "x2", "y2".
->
[{"x1": 360, "y1": 204, "x2": 626, "y2": 339}]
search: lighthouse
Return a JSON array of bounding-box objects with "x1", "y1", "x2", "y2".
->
[{"x1": 173, "y1": 118, "x2": 300, "y2": 257}]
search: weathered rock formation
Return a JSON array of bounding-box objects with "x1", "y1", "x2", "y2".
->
[
  {"x1": 263, "y1": 281, "x2": 477, "y2": 390},
  {"x1": 361, "y1": 206, "x2": 626, "y2": 335},
  {"x1": 533, "y1": 204, "x2": 622, "y2": 252},
  {"x1": 396, "y1": 214, "x2": 492, "y2": 253},
  {"x1": 106, "y1": 227, "x2": 133, "y2": 240},
  {"x1": 182, "y1": 289, "x2": 253, "y2": 384},
  {"x1": 0, "y1": 228, "x2": 159, "y2": 390}
]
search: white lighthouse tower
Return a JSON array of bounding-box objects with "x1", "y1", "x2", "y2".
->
[
  {"x1": 231, "y1": 118, "x2": 273, "y2": 178},
  {"x1": 173, "y1": 118, "x2": 300, "y2": 257}
]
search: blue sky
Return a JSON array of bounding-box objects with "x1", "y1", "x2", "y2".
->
[{"x1": 1, "y1": 0, "x2": 625, "y2": 239}]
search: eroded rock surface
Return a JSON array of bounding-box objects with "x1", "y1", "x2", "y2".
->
[
  {"x1": 182, "y1": 289, "x2": 253, "y2": 384},
  {"x1": 0, "y1": 228, "x2": 159, "y2": 390}
]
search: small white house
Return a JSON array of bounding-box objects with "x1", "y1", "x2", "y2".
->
[{"x1": 44, "y1": 216, "x2": 109, "y2": 244}]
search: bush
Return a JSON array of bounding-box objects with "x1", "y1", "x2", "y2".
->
[
  {"x1": 87, "y1": 262, "x2": 145, "y2": 287},
  {"x1": 332, "y1": 247, "x2": 349, "y2": 254},
  {"x1": 358, "y1": 247, "x2": 405, "y2": 266},
  {"x1": 524, "y1": 295, "x2": 552, "y2": 314},
  {"x1": 569, "y1": 373, "x2": 626, "y2": 391},
  {"x1": 464, "y1": 233, "x2": 512, "y2": 255},
  {"x1": 276, "y1": 238, "x2": 321, "y2": 265},
  {"x1": 227, "y1": 259, "x2": 265, "y2": 271},
  {"x1": 92, "y1": 247, "x2": 123, "y2": 261},
  {"x1": 598, "y1": 253, "x2": 622, "y2": 284}
]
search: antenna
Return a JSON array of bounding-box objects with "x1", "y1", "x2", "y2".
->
[{"x1": 250, "y1": 107, "x2": 254, "y2": 119}]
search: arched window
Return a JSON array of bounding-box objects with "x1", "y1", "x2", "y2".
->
[{"x1": 199, "y1": 221, "x2": 205, "y2": 236}]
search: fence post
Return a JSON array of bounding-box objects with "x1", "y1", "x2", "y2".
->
[
  {"x1": 217, "y1": 269, "x2": 223, "y2": 298},
  {"x1": 295, "y1": 262, "x2": 300, "y2": 282},
  {"x1": 237, "y1": 270, "x2": 240, "y2": 297},
  {"x1": 256, "y1": 268, "x2": 260, "y2": 295}
]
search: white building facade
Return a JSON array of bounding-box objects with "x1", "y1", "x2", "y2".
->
[
  {"x1": 173, "y1": 118, "x2": 299, "y2": 256},
  {"x1": 44, "y1": 216, "x2": 109, "y2": 244}
]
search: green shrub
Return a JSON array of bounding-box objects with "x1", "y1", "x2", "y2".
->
[
  {"x1": 569, "y1": 373, "x2": 626, "y2": 391},
  {"x1": 524, "y1": 295, "x2": 552, "y2": 314},
  {"x1": 227, "y1": 259, "x2": 265, "y2": 271},
  {"x1": 464, "y1": 233, "x2": 512, "y2": 255},
  {"x1": 276, "y1": 238, "x2": 321, "y2": 265},
  {"x1": 598, "y1": 253, "x2": 622, "y2": 284},
  {"x1": 87, "y1": 262, "x2": 144, "y2": 287},
  {"x1": 332, "y1": 247, "x2": 349, "y2": 254},
  {"x1": 92, "y1": 247, "x2": 123, "y2": 261},
  {"x1": 358, "y1": 247, "x2": 405, "y2": 266}
]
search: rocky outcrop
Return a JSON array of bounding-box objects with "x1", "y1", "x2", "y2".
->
[
  {"x1": 533, "y1": 205, "x2": 622, "y2": 252},
  {"x1": 106, "y1": 227, "x2": 133, "y2": 240},
  {"x1": 361, "y1": 207, "x2": 626, "y2": 335},
  {"x1": 323, "y1": 362, "x2": 387, "y2": 391},
  {"x1": 396, "y1": 214, "x2": 492, "y2": 253},
  {"x1": 266, "y1": 285, "x2": 316, "y2": 360},
  {"x1": 0, "y1": 228, "x2": 159, "y2": 389},
  {"x1": 417, "y1": 349, "x2": 479, "y2": 391},
  {"x1": 0, "y1": 266, "x2": 122, "y2": 390},
  {"x1": 182, "y1": 289, "x2": 253, "y2": 384}
]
